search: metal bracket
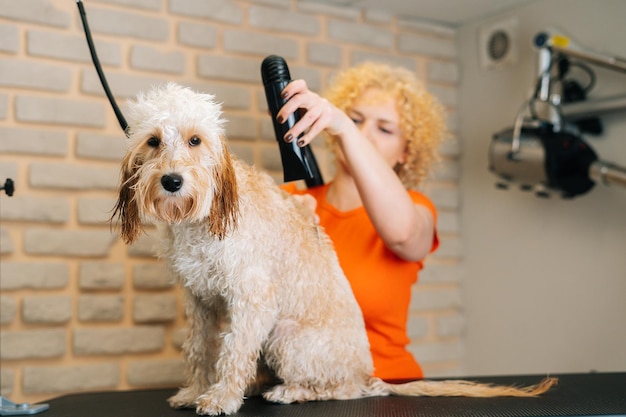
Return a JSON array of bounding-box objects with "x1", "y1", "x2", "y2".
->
[
  {"x1": 0, "y1": 397, "x2": 49, "y2": 416},
  {"x1": 1, "y1": 178, "x2": 14, "y2": 196}
]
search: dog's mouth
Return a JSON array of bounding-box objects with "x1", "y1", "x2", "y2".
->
[
  {"x1": 135, "y1": 173, "x2": 199, "y2": 223},
  {"x1": 132, "y1": 168, "x2": 213, "y2": 224},
  {"x1": 149, "y1": 195, "x2": 199, "y2": 223}
]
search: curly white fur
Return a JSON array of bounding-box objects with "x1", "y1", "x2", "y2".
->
[{"x1": 113, "y1": 83, "x2": 556, "y2": 416}]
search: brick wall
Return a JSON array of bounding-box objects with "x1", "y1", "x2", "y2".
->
[{"x1": 0, "y1": 0, "x2": 462, "y2": 403}]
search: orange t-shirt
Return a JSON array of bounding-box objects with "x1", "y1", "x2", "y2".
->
[{"x1": 282, "y1": 182, "x2": 439, "y2": 381}]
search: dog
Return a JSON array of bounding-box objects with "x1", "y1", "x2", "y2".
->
[{"x1": 112, "y1": 83, "x2": 557, "y2": 415}]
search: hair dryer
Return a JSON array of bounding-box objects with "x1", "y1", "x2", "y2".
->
[{"x1": 261, "y1": 55, "x2": 324, "y2": 187}]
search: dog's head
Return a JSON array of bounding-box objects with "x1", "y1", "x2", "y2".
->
[{"x1": 112, "y1": 83, "x2": 238, "y2": 244}]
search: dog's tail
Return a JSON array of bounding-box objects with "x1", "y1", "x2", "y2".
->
[{"x1": 364, "y1": 376, "x2": 558, "y2": 398}]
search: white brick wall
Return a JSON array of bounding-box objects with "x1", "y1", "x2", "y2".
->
[
  {"x1": 23, "y1": 363, "x2": 120, "y2": 395},
  {"x1": 73, "y1": 327, "x2": 165, "y2": 355},
  {"x1": 1, "y1": 329, "x2": 66, "y2": 360},
  {"x1": 0, "y1": 59, "x2": 72, "y2": 92},
  {"x1": 0, "y1": 0, "x2": 463, "y2": 403}
]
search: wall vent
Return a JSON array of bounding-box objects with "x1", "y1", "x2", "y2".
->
[{"x1": 478, "y1": 16, "x2": 519, "y2": 70}]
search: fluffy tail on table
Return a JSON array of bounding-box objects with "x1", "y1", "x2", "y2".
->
[{"x1": 367, "y1": 376, "x2": 558, "y2": 398}]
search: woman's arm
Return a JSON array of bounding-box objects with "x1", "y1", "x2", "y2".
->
[{"x1": 336, "y1": 120, "x2": 435, "y2": 262}]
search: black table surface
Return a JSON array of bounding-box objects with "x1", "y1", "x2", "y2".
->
[{"x1": 40, "y1": 372, "x2": 626, "y2": 417}]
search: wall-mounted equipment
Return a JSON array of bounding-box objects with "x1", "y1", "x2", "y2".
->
[{"x1": 489, "y1": 30, "x2": 626, "y2": 198}]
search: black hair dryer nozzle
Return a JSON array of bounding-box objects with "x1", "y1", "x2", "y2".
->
[{"x1": 261, "y1": 55, "x2": 324, "y2": 187}]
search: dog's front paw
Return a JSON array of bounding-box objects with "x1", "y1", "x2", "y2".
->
[
  {"x1": 263, "y1": 383, "x2": 315, "y2": 404},
  {"x1": 168, "y1": 387, "x2": 201, "y2": 409},
  {"x1": 195, "y1": 391, "x2": 243, "y2": 416}
]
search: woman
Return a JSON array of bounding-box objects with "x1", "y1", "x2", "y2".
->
[{"x1": 278, "y1": 62, "x2": 447, "y2": 381}]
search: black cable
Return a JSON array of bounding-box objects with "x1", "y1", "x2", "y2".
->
[
  {"x1": 76, "y1": 0, "x2": 128, "y2": 135},
  {"x1": 567, "y1": 61, "x2": 597, "y2": 93},
  {"x1": 555, "y1": 55, "x2": 596, "y2": 98}
]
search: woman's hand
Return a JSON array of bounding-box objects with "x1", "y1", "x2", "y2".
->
[{"x1": 276, "y1": 79, "x2": 354, "y2": 147}]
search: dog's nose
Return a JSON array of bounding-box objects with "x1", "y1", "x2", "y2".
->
[{"x1": 161, "y1": 174, "x2": 184, "y2": 192}]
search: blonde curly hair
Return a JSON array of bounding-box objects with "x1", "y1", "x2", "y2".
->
[{"x1": 323, "y1": 62, "x2": 447, "y2": 189}]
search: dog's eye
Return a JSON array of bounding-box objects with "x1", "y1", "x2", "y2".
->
[
  {"x1": 147, "y1": 136, "x2": 160, "y2": 147},
  {"x1": 189, "y1": 136, "x2": 201, "y2": 147}
]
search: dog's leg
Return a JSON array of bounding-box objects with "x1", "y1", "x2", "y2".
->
[
  {"x1": 195, "y1": 292, "x2": 276, "y2": 416},
  {"x1": 262, "y1": 321, "x2": 371, "y2": 404},
  {"x1": 244, "y1": 355, "x2": 280, "y2": 397},
  {"x1": 169, "y1": 292, "x2": 225, "y2": 409}
]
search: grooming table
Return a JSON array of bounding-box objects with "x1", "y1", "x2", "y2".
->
[{"x1": 39, "y1": 372, "x2": 626, "y2": 417}]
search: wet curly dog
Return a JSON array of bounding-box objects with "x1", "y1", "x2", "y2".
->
[{"x1": 112, "y1": 83, "x2": 556, "y2": 415}]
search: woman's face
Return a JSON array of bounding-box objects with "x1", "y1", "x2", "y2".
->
[{"x1": 345, "y1": 88, "x2": 407, "y2": 168}]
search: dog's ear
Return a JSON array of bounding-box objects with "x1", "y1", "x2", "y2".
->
[
  {"x1": 208, "y1": 144, "x2": 239, "y2": 239},
  {"x1": 111, "y1": 153, "x2": 142, "y2": 244}
]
